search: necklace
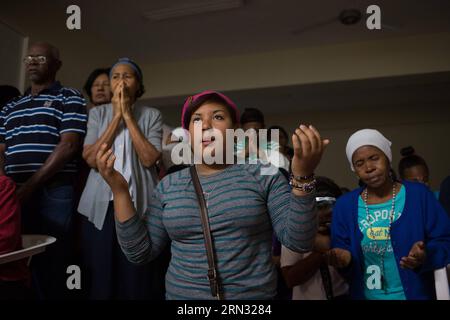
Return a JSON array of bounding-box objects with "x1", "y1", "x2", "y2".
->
[
  {"x1": 198, "y1": 166, "x2": 231, "y2": 208},
  {"x1": 363, "y1": 182, "x2": 396, "y2": 291},
  {"x1": 202, "y1": 182, "x2": 220, "y2": 208}
]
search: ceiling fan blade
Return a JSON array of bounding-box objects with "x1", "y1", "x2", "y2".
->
[{"x1": 291, "y1": 16, "x2": 338, "y2": 35}]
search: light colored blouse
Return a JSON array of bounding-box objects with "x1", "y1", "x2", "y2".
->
[{"x1": 78, "y1": 103, "x2": 162, "y2": 230}]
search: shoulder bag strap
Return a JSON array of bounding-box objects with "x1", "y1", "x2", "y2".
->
[{"x1": 190, "y1": 165, "x2": 223, "y2": 299}]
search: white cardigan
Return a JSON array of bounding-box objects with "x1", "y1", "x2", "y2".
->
[{"x1": 78, "y1": 103, "x2": 162, "y2": 230}]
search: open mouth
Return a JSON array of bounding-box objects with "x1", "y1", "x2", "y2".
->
[{"x1": 202, "y1": 136, "x2": 215, "y2": 147}]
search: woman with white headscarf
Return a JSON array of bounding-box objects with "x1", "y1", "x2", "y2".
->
[{"x1": 327, "y1": 129, "x2": 450, "y2": 300}]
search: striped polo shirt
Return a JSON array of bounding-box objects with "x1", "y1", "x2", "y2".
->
[
  {"x1": 0, "y1": 81, "x2": 87, "y2": 183},
  {"x1": 116, "y1": 163, "x2": 317, "y2": 299}
]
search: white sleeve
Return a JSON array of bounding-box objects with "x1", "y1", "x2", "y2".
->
[{"x1": 280, "y1": 245, "x2": 305, "y2": 267}]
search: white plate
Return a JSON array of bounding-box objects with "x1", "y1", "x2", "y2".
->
[{"x1": 0, "y1": 234, "x2": 57, "y2": 265}]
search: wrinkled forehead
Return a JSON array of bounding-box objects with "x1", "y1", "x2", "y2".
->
[
  {"x1": 352, "y1": 145, "x2": 385, "y2": 162},
  {"x1": 111, "y1": 63, "x2": 136, "y2": 76},
  {"x1": 28, "y1": 44, "x2": 51, "y2": 56},
  {"x1": 28, "y1": 43, "x2": 59, "y2": 60}
]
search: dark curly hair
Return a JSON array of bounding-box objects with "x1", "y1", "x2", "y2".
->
[
  {"x1": 398, "y1": 146, "x2": 429, "y2": 179},
  {"x1": 240, "y1": 108, "x2": 265, "y2": 126},
  {"x1": 316, "y1": 176, "x2": 343, "y2": 199}
]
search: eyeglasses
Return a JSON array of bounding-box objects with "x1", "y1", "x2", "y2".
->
[{"x1": 23, "y1": 55, "x2": 47, "y2": 65}]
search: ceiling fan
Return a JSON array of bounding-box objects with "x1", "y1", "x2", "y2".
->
[{"x1": 291, "y1": 8, "x2": 400, "y2": 35}]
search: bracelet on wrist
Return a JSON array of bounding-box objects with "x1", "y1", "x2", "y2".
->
[
  {"x1": 289, "y1": 177, "x2": 316, "y2": 193},
  {"x1": 291, "y1": 172, "x2": 315, "y2": 182}
]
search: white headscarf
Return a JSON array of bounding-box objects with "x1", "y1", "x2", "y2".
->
[{"x1": 346, "y1": 129, "x2": 392, "y2": 171}]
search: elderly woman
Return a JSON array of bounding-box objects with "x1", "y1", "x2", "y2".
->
[
  {"x1": 78, "y1": 58, "x2": 167, "y2": 300},
  {"x1": 95, "y1": 90, "x2": 328, "y2": 300},
  {"x1": 329, "y1": 129, "x2": 450, "y2": 300}
]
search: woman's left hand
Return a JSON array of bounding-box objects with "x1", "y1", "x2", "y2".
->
[
  {"x1": 291, "y1": 124, "x2": 329, "y2": 177},
  {"x1": 400, "y1": 241, "x2": 426, "y2": 270}
]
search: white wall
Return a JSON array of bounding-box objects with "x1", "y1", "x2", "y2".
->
[
  {"x1": 3, "y1": 20, "x2": 449, "y2": 190},
  {"x1": 266, "y1": 105, "x2": 450, "y2": 191},
  {"x1": 142, "y1": 32, "x2": 450, "y2": 99},
  {"x1": 0, "y1": 22, "x2": 27, "y2": 92}
]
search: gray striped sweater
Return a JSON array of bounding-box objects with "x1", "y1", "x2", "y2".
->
[{"x1": 116, "y1": 163, "x2": 317, "y2": 299}]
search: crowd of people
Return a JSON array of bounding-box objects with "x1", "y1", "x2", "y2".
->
[{"x1": 0, "y1": 41, "x2": 449, "y2": 300}]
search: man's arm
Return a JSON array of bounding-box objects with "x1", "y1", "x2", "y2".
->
[
  {"x1": 17, "y1": 132, "x2": 82, "y2": 201},
  {"x1": 282, "y1": 252, "x2": 325, "y2": 288},
  {"x1": 0, "y1": 143, "x2": 5, "y2": 176},
  {"x1": 0, "y1": 106, "x2": 6, "y2": 176}
]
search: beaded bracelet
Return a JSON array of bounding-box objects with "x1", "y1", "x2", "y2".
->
[
  {"x1": 291, "y1": 173, "x2": 315, "y2": 181},
  {"x1": 289, "y1": 177, "x2": 317, "y2": 193}
]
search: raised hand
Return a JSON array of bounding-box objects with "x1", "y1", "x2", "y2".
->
[
  {"x1": 111, "y1": 81, "x2": 123, "y2": 117},
  {"x1": 120, "y1": 83, "x2": 133, "y2": 119},
  {"x1": 400, "y1": 241, "x2": 426, "y2": 270},
  {"x1": 96, "y1": 143, "x2": 128, "y2": 192},
  {"x1": 291, "y1": 124, "x2": 329, "y2": 177}
]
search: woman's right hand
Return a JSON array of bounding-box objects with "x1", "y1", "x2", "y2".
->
[{"x1": 96, "y1": 143, "x2": 128, "y2": 192}]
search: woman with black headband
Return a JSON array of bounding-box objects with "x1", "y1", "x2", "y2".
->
[
  {"x1": 77, "y1": 58, "x2": 167, "y2": 299},
  {"x1": 328, "y1": 129, "x2": 450, "y2": 300}
]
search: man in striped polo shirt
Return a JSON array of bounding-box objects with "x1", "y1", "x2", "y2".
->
[{"x1": 0, "y1": 42, "x2": 87, "y2": 299}]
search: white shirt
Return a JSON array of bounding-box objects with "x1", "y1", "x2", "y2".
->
[{"x1": 281, "y1": 245, "x2": 349, "y2": 300}]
